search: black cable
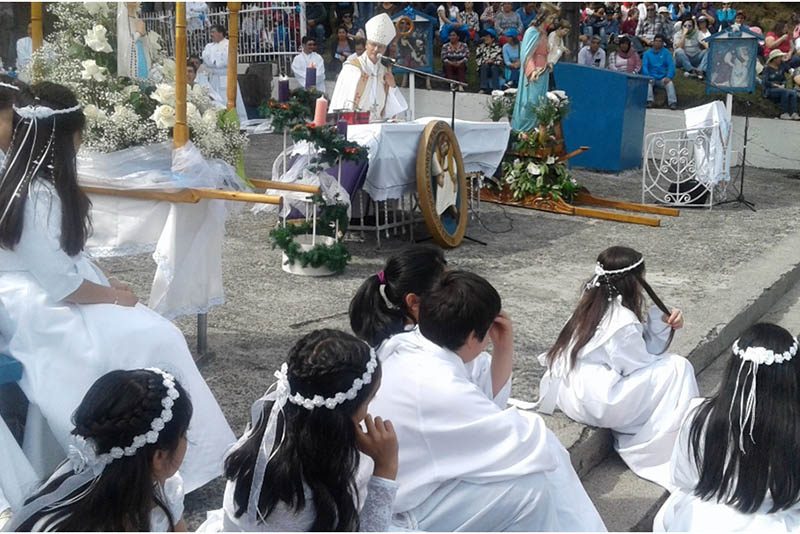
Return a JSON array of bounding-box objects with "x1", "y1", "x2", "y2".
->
[{"x1": 468, "y1": 198, "x2": 514, "y2": 234}]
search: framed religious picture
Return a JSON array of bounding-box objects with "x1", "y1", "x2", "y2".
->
[
  {"x1": 391, "y1": 7, "x2": 435, "y2": 75},
  {"x1": 415, "y1": 121, "x2": 468, "y2": 248},
  {"x1": 704, "y1": 28, "x2": 760, "y2": 94}
]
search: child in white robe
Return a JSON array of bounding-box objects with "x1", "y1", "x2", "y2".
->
[
  {"x1": 200, "y1": 329, "x2": 399, "y2": 532},
  {"x1": 654, "y1": 323, "x2": 800, "y2": 532},
  {"x1": 349, "y1": 245, "x2": 447, "y2": 347},
  {"x1": 537, "y1": 246, "x2": 699, "y2": 490},
  {"x1": 7, "y1": 368, "x2": 191, "y2": 531},
  {"x1": 0, "y1": 83, "x2": 234, "y2": 493},
  {"x1": 369, "y1": 270, "x2": 606, "y2": 531}
]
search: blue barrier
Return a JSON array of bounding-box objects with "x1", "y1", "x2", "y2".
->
[{"x1": 553, "y1": 63, "x2": 650, "y2": 172}]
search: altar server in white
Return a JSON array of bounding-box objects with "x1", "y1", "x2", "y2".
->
[
  {"x1": 291, "y1": 36, "x2": 326, "y2": 92},
  {"x1": 537, "y1": 246, "x2": 699, "y2": 490},
  {"x1": 330, "y1": 13, "x2": 408, "y2": 121},
  {"x1": 369, "y1": 270, "x2": 606, "y2": 531},
  {"x1": 0, "y1": 82, "x2": 235, "y2": 494},
  {"x1": 201, "y1": 24, "x2": 248, "y2": 120},
  {"x1": 654, "y1": 323, "x2": 800, "y2": 532}
]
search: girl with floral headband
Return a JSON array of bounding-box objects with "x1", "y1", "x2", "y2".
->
[
  {"x1": 0, "y1": 82, "x2": 234, "y2": 492},
  {"x1": 349, "y1": 245, "x2": 447, "y2": 348},
  {"x1": 537, "y1": 245, "x2": 699, "y2": 490},
  {"x1": 200, "y1": 329, "x2": 398, "y2": 531},
  {"x1": 8, "y1": 368, "x2": 193, "y2": 531},
  {"x1": 655, "y1": 323, "x2": 800, "y2": 531}
]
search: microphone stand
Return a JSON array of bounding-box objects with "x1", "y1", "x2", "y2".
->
[{"x1": 380, "y1": 57, "x2": 467, "y2": 129}]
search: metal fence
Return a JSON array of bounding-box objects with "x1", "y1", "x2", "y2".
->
[{"x1": 142, "y1": 2, "x2": 306, "y2": 65}]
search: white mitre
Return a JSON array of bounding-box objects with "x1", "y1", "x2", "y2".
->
[{"x1": 365, "y1": 13, "x2": 396, "y2": 46}]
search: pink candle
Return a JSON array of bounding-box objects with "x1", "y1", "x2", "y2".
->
[{"x1": 313, "y1": 95, "x2": 328, "y2": 126}]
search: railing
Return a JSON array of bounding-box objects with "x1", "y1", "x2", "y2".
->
[{"x1": 142, "y1": 2, "x2": 306, "y2": 64}]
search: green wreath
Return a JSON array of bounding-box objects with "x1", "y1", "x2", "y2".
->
[{"x1": 290, "y1": 123, "x2": 369, "y2": 169}]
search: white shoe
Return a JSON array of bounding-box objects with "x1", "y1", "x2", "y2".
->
[
  {"x1": 683, "y1": 71, "x2": 691, "y2": 78},
  {"x1": 780, "y1": 113, "x2": 792, "y2": 120},
  {"x1": 792, "y1": 113, "x2": 800, "y2": 120}
]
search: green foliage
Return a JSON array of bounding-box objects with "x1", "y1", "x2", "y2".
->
[
  {"x1": 485, "y1": 93, "x2": 515, "y2": 121},
  {"x1": 290, "y1": 123, "x2": 369, "y2": 169},
  {"x1": 259, "y1": 97, "x2": 314, "y2": 131}
]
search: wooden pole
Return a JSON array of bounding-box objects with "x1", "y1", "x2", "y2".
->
[
  {"x1": 174, "y1": 2, "x2": 189, "y2": 148},
  {"x1": 226, "y1": 2, "x2": 241, "y2": 112},
  {"x1": 31, "y1": 3, "x2": 43, "y2": 51}
]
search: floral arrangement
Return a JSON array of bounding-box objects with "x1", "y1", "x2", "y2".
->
[
  {"x1": 290, "y1": 123, "x2": 368, "y2": 169},
  {"x1": 501, "y1": 90, "x2": 578, "y2": 202},
  {"x1": 27, "y1": 2, "x2": 247, "y2": 165},
  {"x1": 259, "y1": 98, "x2": 312, "y2": 133},
  {"x1": 485, "y1": 88, "x2": 516, "y2": 122},
  {"x1": 269, "y1": 195, "x2": 351, "y2": 274}
]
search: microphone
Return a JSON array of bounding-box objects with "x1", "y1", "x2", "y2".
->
[{"x1": 377, "y1": 53, "x2": 396, "y2": 67}]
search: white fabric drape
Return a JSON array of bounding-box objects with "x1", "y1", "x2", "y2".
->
[{"x1": 684, "y1": 101, "x2": 732, "y2": 186}]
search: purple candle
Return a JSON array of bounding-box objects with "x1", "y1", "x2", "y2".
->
[
  {"x1": 305, "y1": 66, "x2": 316, "y2": 90},
  {"x1": 336, "y1": 119, "x2": 348, "y2": 138},
  {"x1": 277, "y1": 78, "x2": 290, "y2": 102}
]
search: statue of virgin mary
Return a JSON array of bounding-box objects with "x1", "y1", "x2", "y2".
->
[{"x1": 117, "y1": 2, "x2": 151, "y2": 79}]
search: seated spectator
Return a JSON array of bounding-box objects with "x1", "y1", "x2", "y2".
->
[
  {"x1": 502, "y1": 29, "x2": 521, "y2": 88},
  {"x1": 578, "y1": 35, "x2": 607, "y2": 68},
  {"x1": 607, "y1": 8, "x2": 622, "y2": 39},
  {"x1": 793, "y1": 13, "x2": 800, "y2": 51},
  {"x1": 329, "y1": 27, "x2": 355, "y2": 76},
  {"x1": 668, "y1": 2, "x2": 693, "y2": 22},
  {"x1": 656, "y1": 7, "x2": 674, "y2": 47},
  {"x1": 347, "y1": 37, "x2": 366, "y2": 61},
  {"x1": 696, "y1": 15, "x2": 712, "y2": 41},
  {"x1": 693, "y1": 2, "x2": 717, "y2": 32},
  {"x1": 495, "y1": 2, "x2": 524, "y2": 44},
  {"x1": 340, "y1": 11, "x2": 364, "y2": 41},
  {"x1": 437, "y1": 2, "x2": 470, "y2": 43},
  {"x1": 461, "y1": 2, "x2": 481, "y2": 43},
  {"x1": 441, "y1": 30, "x2": 468, "y2": 89},
  {"x1": 517, "y1": 3, "x2": 537, "y2": 29},
  {"x1": 608, "y1": 35, "x2": 642, "y2": 73},
  {"x1": 621, "y1": 7, "x2": 640, "y2": 37},
  {"x1": 642, "y1": 34, "x2": 678, "y2": 109},
  {"x1": 762, "y1": 49, "x2": 799, "y2": 120},
  {"x1": 476, "y1": 28, "x2": 504, "y2": 93},
  {"x1": 765, "y1": 21, "x2": 800, "y2": 70},
  {"x1": 548, "y1": 19, "x2": 571, "y2": 65},
  {"x1": 674, "y1": 17, "x2": 708, "y2": 79},
  {"x1": 732, "y1": 10, "x2": 750, "y2": 32},
  {"x1": 637, "y1": 4, "x2": 664, "y2": 49},
  {"x1": 717, "y1": 1, "x2": 736, "y2": 30},
  {"x1": 480, "y1": 2, "x2": 497, "y2": 31},
  {"x1": 585, "y1": 6, "x2": 610, "y2": 44},
  {"x1": 305, "y1": 3, "x2": 328, "y2": 53},
  {"x1": 291, "y1": 36, "x2": 326, "y2": 92}
]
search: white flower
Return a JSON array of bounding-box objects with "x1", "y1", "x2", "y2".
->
[
  {"x1": 151, "y1": 83, "x2": 176, "y2": 105},
  {"x1": 546, "y1": 156, "x2": 556, "y2": 165},
  {"x1": 152, "y1": 418, "x2": 165, "y2": 431},
  {"x1": 150, "y1": 105, "x2": 176, "y2": 129},
  {"x1": 84, "y1": 24, "x2": 113, "y2": 53},
  {"x1": 202, "y1": 109, "x2": 219, "y2": 126},
  {"x1": 83, "y1": 104, "x2": 107, "y2": 122},
  {"x1": 491, "y1": 90, "x2": 505, "y2": 98},
  {"x1": 80, "y1": 59, "x2": 108, "y2": 81},
  {"x1": 67, "y1": 435, "x2": 96, "y2": 474},
  {"x1": 546, "y1": 92, "x2": 560, "y2": 104},
  {"x1": 132, "y1": 435, "x2": 147, "y2": 448},
  {"x1": 109, "y1": 447, "x2": 124, "y2": 459},
  {"x1": 147, "y1": 30, "x2": 162, "y2": 52},
  {"x1": 527, "y1": 162, "x2": 542, "y2": 176},
  {"x1": 186, "y1": 102, "x2": 201, "y2": 123},
  {"x1": 161, "y1": 58, "x2": 176, "y2": 81},
  {"x1": 145, "y1": 430, "x2": 159, "y2": 444},
  {"x1": 83, "y1": 2, "x2": 109, "y2": 16}
]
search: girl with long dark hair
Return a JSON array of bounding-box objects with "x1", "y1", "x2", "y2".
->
[
  {"x1": 349, "y1": 245, "x2": 447, "y2": 348},
  {"x1": 0, "y1": 82, "x2": 234, "y2": 493},
  {"x1": 0, "y1": 75, "x2": 25, "y2": 157},
  {"x1": 201, "y1": 329, "x2": 398, "y2": 531},
  {"x1": 536, "y1": 246, "x2": 699, "y2": 489},
  {"x1": 8, "y1": 368, "x2": 193, "y2": 531},
  {"x1": 655, "y1": 323, "x2": 800, "y2": 531}
]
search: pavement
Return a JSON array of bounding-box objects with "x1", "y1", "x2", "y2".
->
[{"x1": 91, "y1": 132, "x2": 800, "y2": 529}]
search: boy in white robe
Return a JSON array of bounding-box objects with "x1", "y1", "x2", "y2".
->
[
  {"x1": 369, "y1": 270, "x2": 606, "y2": 532},
  {"x1": 291, "y1": 36, "x2": 326, "y2": 92},
  {"x1": 330, "y1": 13, "x2": 408, "y2": 122},
  {"x1": 201, "y1": 24, "x2": 248, "y2": 120}
]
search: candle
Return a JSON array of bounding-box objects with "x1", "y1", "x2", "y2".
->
[
  {"x1": 305, "y1": 65, "x2": 316, "y2": 90},
  {"x1": 313, "y1": 95, "x2": 328, "y2": 126},
  {"x1": 277, "y1": 77, "x2": 290, "y2": 102},
  {"x1": 336, "y1": 119, "x2": 348, "y2": 138}
]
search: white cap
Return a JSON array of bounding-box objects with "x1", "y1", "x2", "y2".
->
[{"x1": 365, "y1": 13, "x2": 396, "y2": 46}]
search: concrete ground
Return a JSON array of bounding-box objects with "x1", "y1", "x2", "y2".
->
[{"x1": 91, "y1": 132, "x2": 800, "y2": 529}]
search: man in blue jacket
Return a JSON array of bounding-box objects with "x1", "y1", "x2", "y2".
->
[{"x1": 641, "y1": 34, "x2": 678, "y2": 110}]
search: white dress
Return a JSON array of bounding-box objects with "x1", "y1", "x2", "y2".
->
[
  {"x1": 369, "y1": 328, "x2": 606, "y2": 532},
  {"x1": 201, "y1": 38, "x2": 248, "y2": 120},
  {"x1": 0, "y1": 179, "x2": 235, "y2": 493},
  {"x1": 653, "y1": 399, "x2": 800, "y2": 531},
  {"x1": 199, "y1": 468, "x2": 398, "y2": 532},
  {"x1": 537, "y1": 299, "x2": 699, "y2": 490},
  {"x1": 329, "y1": 53, "x2": 408, "y2": 122}
]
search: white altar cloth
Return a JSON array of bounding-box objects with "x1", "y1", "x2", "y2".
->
[
  {"x1": 347, "y1": 117, "x2": 511, "y2": 201},
  {"x1": 81, "y1": 142, "x2": 238, "y2": 320}
]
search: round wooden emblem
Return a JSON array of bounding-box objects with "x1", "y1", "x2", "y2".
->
[
  {"x1": 415, "y1": 121, "x2": 468, "y2": 248},
  {"x1": 395, "y1": 16, "x2": 415, "y2": 38}
]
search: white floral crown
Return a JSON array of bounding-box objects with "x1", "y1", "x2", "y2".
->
[
  {"x1": 0, "y1": 82, "x2": 19, "y2": 91},
  {"x1": 586, "y1": 257, "x2": 644, "y2": 290},
  {"x1": 67, "y1": 368, "x2": 180, "y2": 476},
  {"x1": 275, "y1": 349, "x2": 379, "y2": 410},
  {"x1": 13, "y1": 104, "x2": 82, "y2": 120},
  {"x1": 732, "y1": 338, "x2": 798, "y2": 366}
]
